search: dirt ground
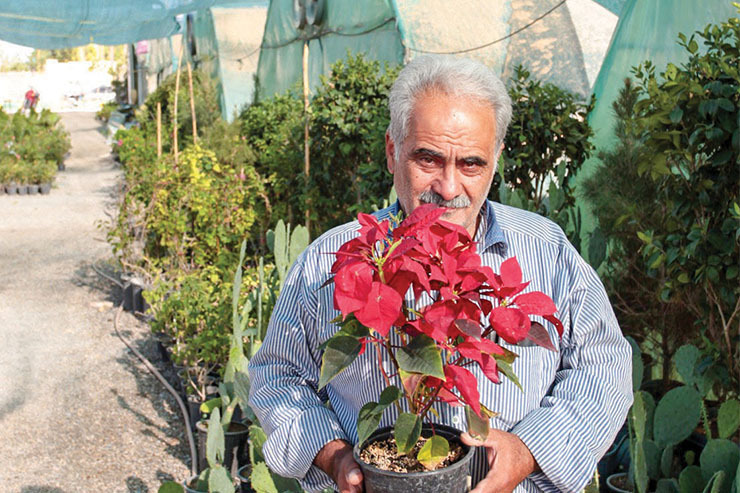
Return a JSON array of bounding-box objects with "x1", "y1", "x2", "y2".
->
[{"x1": 0, "y1": 113, "x2": 190, "y2": 492}]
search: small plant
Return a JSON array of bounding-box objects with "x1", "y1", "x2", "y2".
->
[
  {"x1": 320, "y1": 204, "x2": 562, "y2": 469},
  {"x1": 158, "y1": 409, "x2": 236, "y2": 493}
]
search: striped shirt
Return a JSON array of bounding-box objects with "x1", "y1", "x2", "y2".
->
[{"x1": 248, "y1": 200, "x2": 633, "y2": 492}]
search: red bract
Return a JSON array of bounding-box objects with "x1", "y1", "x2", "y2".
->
[{"x1": 322, "y1": 205, "x2": 563, "y2": 454}]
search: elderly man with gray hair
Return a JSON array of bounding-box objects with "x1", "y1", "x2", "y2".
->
[{"x1": 248, "y1": 55, "x2": 632, "y2": 493}]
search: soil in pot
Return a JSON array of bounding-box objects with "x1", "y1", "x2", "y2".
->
[
  {"x1": 354, "y1": 424, "x2": 473, "y2": 493},
  {"x1": 360, "y1": 435, "x2": 464, "y2": 473},
  {"x1": 606, "y1": 472, "x2": 633, "y2": 492}
]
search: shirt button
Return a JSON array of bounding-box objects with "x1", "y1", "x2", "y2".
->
[{"x1": 452, "y1": 415, "x2": 461, "y2": 425}]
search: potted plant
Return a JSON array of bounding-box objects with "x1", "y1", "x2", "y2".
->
[
  {"x1": 610, "y1": 340, "x2": 740, "y2": 493},
  {"x1": 319, "y1": 204, "x2": 563, "y2": 492},
  {"x1": 159, "y1": 408, "x2": 237, "y2": 493}
]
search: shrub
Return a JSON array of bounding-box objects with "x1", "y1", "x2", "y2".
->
[
  {"x1": 493, "y1": 65, "x2": 595, "y2": 254},
  {"x1": 632, "y1": 13, "x2": 740, "y2": 397}
]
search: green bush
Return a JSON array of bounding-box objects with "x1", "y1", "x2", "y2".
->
[
  {"x1": 240, "y1": 52, "x2": 399, "y2": 239},
  {"x1": 632, "y1": 13, "x2": 740, "y2": 397},
  {"x1": 0, "y1": 108, "x2": 69, "y2": 184},
  {"x1": 584, "y1": 80, "x2": 697, "y2": 387},
  {"x1": 493, "y1": 65, "x2": 595, "y2": 253}
]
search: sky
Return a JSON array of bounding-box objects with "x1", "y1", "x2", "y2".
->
[{"x1": 0, "y1": 40, "x2": 34, "y2": 63}]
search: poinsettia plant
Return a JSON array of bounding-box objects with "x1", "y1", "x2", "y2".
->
[{"x1": 319, "y1": 204, "x2": 563, "y2": 469}]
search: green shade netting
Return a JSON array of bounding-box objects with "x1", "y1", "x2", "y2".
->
[
  {"x1": 254, "y1": 0, "x2": 404, "y2": 101},
  {"x1": 0, "y1": 0, "x2": 244, "y2": 49},
  {"x1": 574, "y1": 0, "x2": 739, "y2": 261}
]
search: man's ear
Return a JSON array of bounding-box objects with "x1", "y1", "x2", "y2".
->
[{"x1": 385, "y1": 130, "x2": 396, "y2": 174}]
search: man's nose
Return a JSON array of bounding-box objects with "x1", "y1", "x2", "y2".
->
[{"x1": 434, "y1": 164, "x2": 460, "y2": 201}]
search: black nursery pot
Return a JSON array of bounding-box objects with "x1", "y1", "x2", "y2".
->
[{"x1": 353, "y1": 423, "x2": 474, "y2": 493}]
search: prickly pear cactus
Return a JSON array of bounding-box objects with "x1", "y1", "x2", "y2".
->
[
  {"x1": 653, "y1": 386, "x2": 702, "y2": 448},
  {"x1": 700, "y1": 439, "x2": 739, "y2": 493}
]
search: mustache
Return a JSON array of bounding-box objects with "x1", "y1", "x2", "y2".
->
[{"x1": 418, "y1": 190, "x2": 471, "y2": 209}]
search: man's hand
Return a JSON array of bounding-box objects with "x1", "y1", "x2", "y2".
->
[
  {"x1": 314, "y1": 439, "x2": 364, "y2": 493},
  {"x1": 461, "y1": 429, "x2": 540, "y2": 493}
]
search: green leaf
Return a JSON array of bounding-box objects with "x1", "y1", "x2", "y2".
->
[
  {"x1": 200, "y1": 397, "x2": 222, "y2": 415},
  {"x1": 674, "y1": 344, "x2": 700, "y2": 387},
  {"x1": 357, "y1": 402, "x2": 385, "y2": 446},
  {"x1": 379, "y1": 385, "x2": 403, "y2": 406},
  {"x1": 397, "y1": 334, "x2": 445, "y2": 379},
  {"x1": 208, "y1": 465, "x2": 235, "y2": 493},
  {"x1": 718, "y1": 399, "x2": 740, "y2": 439},
  {"x1": 206, "y1": 408, "x2": 225, "y2": 468},
  {"x1": 233, "y1": 371, "x2": 251, "y2": 414},
  {"x1": 158, "y1": 481, "x2": 185, "y2": 493},
  {"x1": 318, "y1": 335, "x2": 363, "y2": 389},
  {"x1": 495, "y1": 358, "x2": 522, "y2": 391},
  {"x1": 289, "y1": 225, "x2": 309, "y2": 265},
  {"x1": 417, "y1": 434, "x2": 450, "y2": 470},
  {"x1": 394, "y1": 413, "x2": 422, "y2": 455},
  {"x1": 465, "y1": 404, "x2": 490, "y2": 440}
]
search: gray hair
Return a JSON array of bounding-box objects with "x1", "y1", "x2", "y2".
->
[{"x1": 388, "y1": 55, "x2": 512, "y2": 160}]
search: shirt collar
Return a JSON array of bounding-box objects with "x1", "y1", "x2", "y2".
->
[{"x1": 385, "y1": 200, "x2": 507, "y2": 255}]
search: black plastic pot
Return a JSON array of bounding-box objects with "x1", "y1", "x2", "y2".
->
[
  {"x1": 17, "y1": 185, "x2": 27, "y2": 195},
  {"x1": 353, "y1": 424, "x2": 474, "y2": 493},
  {"x1": 39, "y1": 183, "x2": 51, "y2": 194},
  {"x1": 5, "y1": 183, "x2": 18, "y2": 194},
  {"x1": 183, "y1": 474, "x2": 206, "y2": 493},
  {"x1": 605, "y1": 472, "x2": 632, "y2": 492},
  {"x1": 27, "y1": 184, "x2": 39, "y2": 194},
  {"x1": 237, "y1": 464, "x2": 254, "y2": 493},
  {"x1": 196, "y1": 420, "x2": 249, "y2": 475}
]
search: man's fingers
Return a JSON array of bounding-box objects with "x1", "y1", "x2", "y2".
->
[
  {"x1": 347, "y1": 467, "x2": 363, "y2": 485},
  {"x1": 460, "y1": 431, "x2": 487, "y2": 446}
]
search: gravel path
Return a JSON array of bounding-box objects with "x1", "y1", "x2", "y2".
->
[{"x1": 0, "y1": 113, "x2": 190, "y2": 492}]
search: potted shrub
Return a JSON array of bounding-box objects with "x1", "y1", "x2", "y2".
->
[{"x1": 319, "y1": 204, "x2": 562, "y2": 492}]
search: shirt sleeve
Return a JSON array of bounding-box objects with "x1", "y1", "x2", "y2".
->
[
  {"x1": 247, "y1": 251, "x2": 347, "y2": 493},
  {"x1": 510, "y1": 247, "x2": 633, "y2": 492}
]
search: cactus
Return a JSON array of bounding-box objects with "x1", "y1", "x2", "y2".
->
[
  {"x1": 717, "y1": 399, "x2": 740, "y2": 439},
  {"x1": 653, "y1": 386, "x2": 702, "y2": 448},
  {"x1": 267, "y1": 220, "x2": 309, "y2": 288},
  {"x1": 699, "y1": 439, "x2": 739, "y2": 493}
]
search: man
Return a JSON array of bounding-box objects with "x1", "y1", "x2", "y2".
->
[{"x1": 249, "y1": 55, "x2": 632, "y2": 493}]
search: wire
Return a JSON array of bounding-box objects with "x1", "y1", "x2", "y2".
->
[
  {"x1": 222, "y1": 16, "x2": 396, "y2": 63},
  {"x1": 93, "y1": 261, "x2": 200, "y2": 479},
  {"x1": 405, "y1": 1, "x2": 567, "y2": 55},
  {"x1": 112, "y1": 304, "x2": 199, "y2": 477}
]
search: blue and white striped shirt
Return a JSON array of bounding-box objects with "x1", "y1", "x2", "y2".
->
[{"x1": 248, "y1": 200, "x2": 632, "y2": 492}]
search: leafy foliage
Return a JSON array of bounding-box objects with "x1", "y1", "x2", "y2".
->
[
  {"x1": 494, "y1": 65, "x2": 594, "y2": 252},
  {"x1": 322, "y1": 205, "x2": 562, "y2": 467},
  {"x1": 632, "y1": 13, "x2": 740, "y2": 396},
  {"x1": 583, "y1": 80, "x2": 697, "y2": 390},
  {"x1": 0, "y1": 108, "x2": 69, "y2": 184}
]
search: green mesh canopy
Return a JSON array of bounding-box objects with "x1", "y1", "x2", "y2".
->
[
  {"x1": 0, "y1": 0, "x2": 244, "y2": 49},
  {"x1": 574, "y1": 0, "x2": 739, "y2": 261}
]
